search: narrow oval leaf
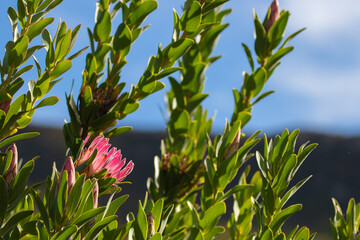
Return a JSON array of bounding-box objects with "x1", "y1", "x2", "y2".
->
[
  {"x1": 34, "y1": 96, "x2": 59, "y2": 109},
  {"x1": 0, "y1": 132, "x2": 39, "y2": 148},
  {"x1": 50, "y1": 60, "x2": 72, "y2": 80},
  {"x1": 50, "y1": 225, "x2": 78, "y2": 240},
  {"x1": 26, "y1": 18, "x2": 54, "y2": 42}
]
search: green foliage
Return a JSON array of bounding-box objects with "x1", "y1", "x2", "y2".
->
[
  {"x1": 330, "y1": 198, "x2": 360, "y2": 240},
  {"x1": 0, "y1": 0, "x2": 330, "y2": 239}
]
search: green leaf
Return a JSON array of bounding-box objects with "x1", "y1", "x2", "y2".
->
[
  {"x1": 278, "y1": 176, "x2": 312, "y2": 210},
  {"x1": 94, "y1": 11, "x2": 111, "y2": 42},
  {"x1": 216, "y1": 152, "x2": 238, "y2": 192},
  {"x1": 123, "y1": 101, "x2": 140, "y2": 115},
  {"x1": 222, "y1": 184, "x2": 253, "y2": 202},
  {"x1": 68, "y1": 46, "x2": 89, "y2": 61},
  {"x1": 113, "y1": 23, "x2": 132, "y2": 56},
  {"x1": 104, "y1": 126, "x2": 133, "y2": 138},
  {"x1": 183, "y1": 1, "x2": 202, "y2": 33},
  {"x1": 202, "y1": 0, "x2": 228, "y2": 14},
  {"x1": 8, "y1": 36, "x2": 29, "y2": 67},
  {"x1": 272, "y1": 154, "x2": 297, "y2": 196},
  {"x1": 102, "y1": 195, "x2": 128, "y2": 220},
  {"x1": 253, "y1": 90, "x2": 275, "y2": 105},
  {"x1": 188, "y1": 202, "x2": 201, "y2": 228},
  {"x1": 34, "y1": 96, "x2": 59, "y2": 109},
  {"x1": 134, "y1": 201, "x2": 147, "y2": 240},
  {"x1": 55, "y1": 29, "x2": 72, "y2": 61},
  {"x1": 7, "y1": 7, "x2": 18, "y2": 41},
  {"x1": 50, "y1": 225, "x2": 78, "y2": 240},
  {"x1": 152, "y1": 199, "x2": 164, "y2": 232},
  {"x1": 163, "y1": 38, "x2": 194, "y2": 68},
  {"x1": 187, "y1": 93, "x2": 208, "y2": 113},
  {"x1": 30, "y1": 189, "x2": 50, "y2": 231},
  {"x1": 245, "y1": 67, "x2": 267, "y2": 97},
  {"x1": 4, "y1": 94, "x2": 23, "y2": 125},
  {"x1": 73, "y1": 207, "x2": 106, "y2": 228},
  {"x1": 0, "y1": 177, "x2": 8, "y2": 226},
  {"x1": 346, "y1": 198, "x2": 356, "y2": 237},
  {"x1": 268, "y1": 11, "x2": 290, "y2": 50},
  {"x1": 293, "y1": 227, "x2": 310, "y2": 240},
  {"x1": 0, "y1": 132, "x2": 39, "y2": 148},
  {"x1": 269, "y1": 204, "x2": 302, "y2": 233},
  {"x1": 67, "y1": 174, "x2": 86, "y2": 216},
  {"x1": 159, "y1": 205, "x2": 174, "y2": 233},
  {"x1": 169, "y1": 77, "x2": 184, "y2": 109},
  {"x1": 155, "y1": 67, "x2": 182, "y2": 80},
  {"x1": 242, "y1": 43, "x2": 254, "y2": 72},
  {"x1": 45, "y1": 0, "x2": 63, "y2": 13},
  {"x1": 189, "y1": 227, "x2": 204, "y2": 240},
  {"x1": 0, "y1": 211, "x2": 33, "y2": 235},
  {"x1": 150, "y1": 233, "x2": 162, "y2": 240},
  {"x1": 171, "y1": 109, "x2": 190, "y2": 135},
  {"x1": 50, "y1": 60, "x2": 72, "y2": 80},
  {"x1": 262, "y1": 178, "x2": 275, "y2": 216},
  {"x1": 36, "y1": 221, "x2": 49, "y2": 240},
  {"x1": 200, "y1": 202, "x2": 226, "y2": 232},
  {"x1": 26, "y1": 18, "x2": 54, "y2": 42},
  {"x1": 254, "y1": 12, "x2": 266, "y2": 60},
  {"x1": 280, "y1": 28, "x2": 306, "y2": 49},
  {"x1": 127, "y1": 0, "x2": 158, "y2": 28},
  {"x1": 265, "y1": 47, "x2": 293, "y2": 71},
  {"x1": 84, "y1": 216, "x2": 117, "y2": 240},
  {"x1": 260, "y1": 226, "x2": 273, "y2": 240},
  {"x1": 9, "y1": 160, "x2": 34, "y2": 207},
  {"x1": 0, "y1": 92, "x2": 12, "y2": 104}
]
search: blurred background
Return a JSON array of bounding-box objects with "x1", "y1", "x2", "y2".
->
[{"x1": 1, "y1": 0, "x2": 360, "y2": 238}]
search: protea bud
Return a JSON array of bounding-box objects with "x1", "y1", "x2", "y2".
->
[
  {"x1": 265, "y1": 0, "x2": 280, "y2": 32},
  {"x1": 0, "y1": 100, "x2": 11, "y2": 114},
  {"x1": 224, "y1": 126, "x2": 241, "y2": 160},
  {"x1": 146, "y1": 212, "x2": 155, "y2": 239},
  {"x1": 58, "y1": 157, "x2": 76, "y2": 193},
  {"x1": 4, "y1": 144, "x2": 18, "y2": 187},
  {"x1": 93, "y1": 181, "x2": 99, "y2": 208}
]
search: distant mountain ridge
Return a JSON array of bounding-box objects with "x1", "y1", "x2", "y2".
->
[{"x1": 14, "y1": 126, "x2": 360, "y2": 233}]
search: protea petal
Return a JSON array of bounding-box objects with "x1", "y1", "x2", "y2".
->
[
  {"x1": 114, "y1": 161, "x2": 134, "y2": 183},
  {"x1": 58, "y1": 157, "x2": 76, "y2": 193},
  {"x1": 107, "y1": 156, "x2": 126, "y2": 175}
]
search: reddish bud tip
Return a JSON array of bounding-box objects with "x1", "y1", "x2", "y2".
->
[
  {"x1": 265, "y1": 0, "x2": 280, "y2": 32},
  {"x1": 4, "y1": 144, "x2": 18, "y2": 187},
  {"x1": 58, "y1": 157, "x2": 76, "y2": 193}
]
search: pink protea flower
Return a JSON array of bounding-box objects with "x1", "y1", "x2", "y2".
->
[
  {"x1": 58, "y1": 157, "x2": 76, "y2": 193},
  {"x1": 76, "y1": 134, "x2": 134, "y2": 184},
  {"x1": 4, "y1": 144, "x2": 18, "y2": 188},
  {"x1": 265, "y1": 0, "x2": 280, "y2": 32}
]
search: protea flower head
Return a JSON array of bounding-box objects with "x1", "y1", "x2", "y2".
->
[
  {"x1": 4, "y1": 144, "x2": 18, "y2": 187},
  {"x1": 265, "y1": 0, "x2": 280, "y2": 32},
  {"x1": 76, "y1": 134, "x2": 134, "y2": 184},
  {"x1": 58, "y1": 157, "x2": 76, "y2": 193}
]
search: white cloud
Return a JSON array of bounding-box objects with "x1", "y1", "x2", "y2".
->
[
  {"x1": 276, "y1": 62, "x2": 360, "y2": 124},
  {"x1": 284, "y1": 0, "x2": 360, "y2": 40}
]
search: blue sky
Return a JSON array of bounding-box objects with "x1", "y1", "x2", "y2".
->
[{"x1": 1, "y1": 0, "x2": 359, "y2": 136}]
